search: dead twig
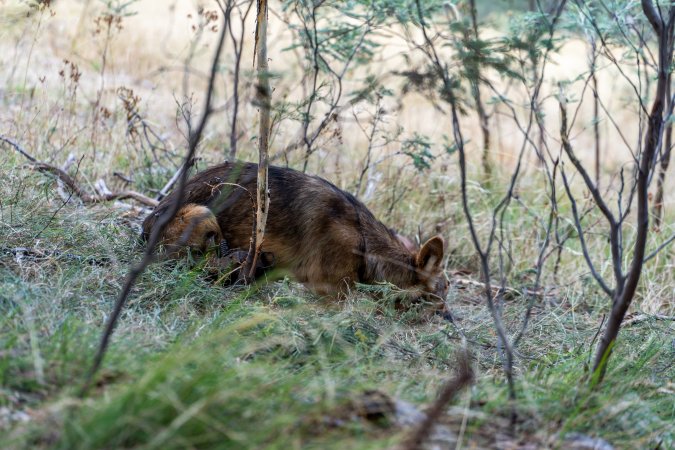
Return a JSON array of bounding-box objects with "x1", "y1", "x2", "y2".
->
[
  {"x1": 1, "y1": 246, "x2": 111, "y2": 266},
  {"x1": 643, "y1": 232, "x2": 675, "y2": 262},
  {"x1": 452, "y1": 274, "x2": 555, "y2": 300},
  {"x1": 624, "y1": 313, "x2": 675, "y2": 326},
  {"x1": 0, "y1": 134, "x2": 37, "y2": 162},
  {"x1": 0, "y1": 134, "x2": 158, "y2": 207},
  {"x1": 400, "y1": 349, "x2": 474, "y2": 450},
  {"x1": 155, "y1": 163, "x2": 184, "y2": 202}
]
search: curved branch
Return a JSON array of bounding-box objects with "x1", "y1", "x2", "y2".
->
[
  {"x1": 1, "y1": 134, "x2": 158, "y2": 207},
  {"x1": 559, "y1": 167, "x2": 614, "y2": 297}
]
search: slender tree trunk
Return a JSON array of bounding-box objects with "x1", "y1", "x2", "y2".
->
[
  {"x1": 228, "y1": 29, "x2": 243, "y2": 160},
  {"x1": 228, "y1": 1, "x2": 253, "y2": 160},
  {"x1": 653, "y1": 76, "x2": 672, "y2": 228},
  {"x1": 468, "y1": 0, "x2": 492, "y2": 178},
  {"x1": 243, "y1": 0, "x2": 271, "y2": 279},
  {"x1": 592, "y1": 67, "x2": 601, "y2": 188},
  {"x1": 532, "y1": 62, "x2": 547, "y2": 166},
  {"x1": 477, "y1": 93, "x2": 492, "y2": 177}
]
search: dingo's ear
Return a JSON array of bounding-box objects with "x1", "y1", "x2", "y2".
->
[{"x1": 416, "y1": 235, "x2": 444, "y2": 271}]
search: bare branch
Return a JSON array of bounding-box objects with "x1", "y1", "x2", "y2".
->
[
  {"x1": 81, "y1": 2, "x2": 232, "y2": 395},
  {"x1": 0, "y1": 134, "x2": 37, "y2": 162},
  {"x1": 1, "y1": 134, "x2": 158, "y2": 207},
  {"x1": 559, "y1": 95, "x2": 624, "y2": 288},
  {"x1": 644, "y1": 232, "x2": 675, "y2": 262},
  {"x1": 559, "y1": 167, "x2": 614, "y2": 297},
  {"x1": 558, "y1": 97, "x2": 617, "y2": 227},
  {"x1": 222, "y1": 0, "x2": 253, "y2": 160}
]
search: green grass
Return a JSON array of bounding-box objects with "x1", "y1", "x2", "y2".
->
[{"x1": 0, "y1": 167, "x2": 672, "y2": 449}]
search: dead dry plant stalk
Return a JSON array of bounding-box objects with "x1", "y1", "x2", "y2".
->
[
  {"x1": 227, "y1": 0, "x2": 254, "y2": 160},
  {"x1": 467, "y1": 0, "x2": 492, "y2": 178},
  {"x1": 81, "y1": 2, "x2": 232, "y2": 395},
  {"x1": 243, "y1": 0, "x2": 271, "y2": 280},
  {"x1": 90, "y1": 10, "x2": 119, "y2": 159},
  {"x1": 588, "y1": 36, "x2": 601, "y2": 188},
  {"x1": 653, "y1": 74, "x2": 673, "y2": 228}
]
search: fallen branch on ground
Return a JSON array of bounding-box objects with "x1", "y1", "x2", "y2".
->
[
  {"x1": 451, "y1": 273, "x2": 556, "y2": 300},
  {"x1": 400, "y1": 349, "x2": 474, "y2": 450},
  {"x1": 624, "y1": 313, "x2": 675, "y2": 326},
  {"x1": 0, "y1": 134, "x2": 158, "y2": 207},
  {"x1": 1, "y1": 246, "x2": 112, "y2": 266}
]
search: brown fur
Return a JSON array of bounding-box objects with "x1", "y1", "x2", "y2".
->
[
  {"x1": 143, "y1": 162, "x2": 448, "y2": 303},
  {"x1": 159, "y1": 204, "x2": 222, "y2": 258}
]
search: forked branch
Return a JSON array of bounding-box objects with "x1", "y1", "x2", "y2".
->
[{"x1": 559, "y1": 0, "x2": 675, "y2": 383}]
